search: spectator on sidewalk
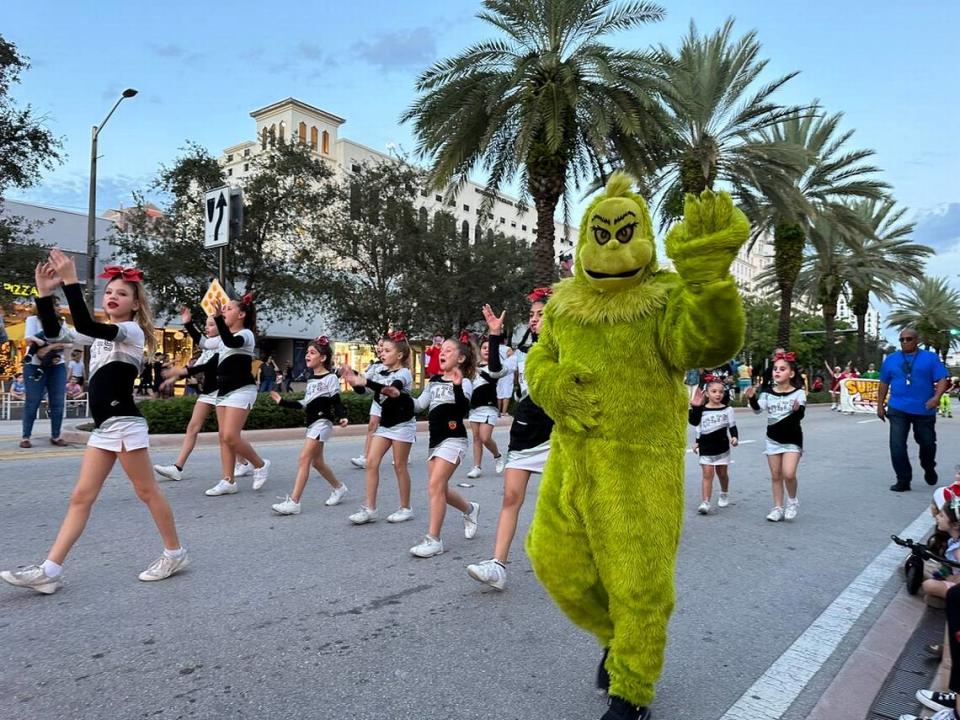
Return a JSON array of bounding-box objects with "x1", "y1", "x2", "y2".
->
[
  {"x1": 20, "y1": 304, "x2": 68, "y2": 448},
  {"x1": 283, "y1": 362, "x2": 294, "y2": 392},
  {"x1": 424, "y1": 334, "x2": 443, "y2": 378},
  {"x1": 10, "y1": 372, "x2": 26, "y2": 401},
  {"x1": 67, "y1": 349, "x2": 85, "y2": 384},
  {"x1": 258, "y1": 355, "x2": 279, "y2": 393},
  {"x1": 65, "y1": 376, "x2": 85, "y2": 400}
]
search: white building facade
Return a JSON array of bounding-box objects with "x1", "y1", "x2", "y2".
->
[{"x1": 836, "y1": 293, "x2": 882, "y2": 338}]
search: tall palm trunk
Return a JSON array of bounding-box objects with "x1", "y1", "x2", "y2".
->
[
  {"x1": 822, "y1": 292, "x2": 840, "y2": 369},
  {"x1": 773, "y1": 222, "x2": 806, "y2": 347},
  {"x1": 850, "y1": 285, "x2": 870, "y2": 369},
  {"x1": 527, "y1": 144, "x2": 566, "y2": 287}
]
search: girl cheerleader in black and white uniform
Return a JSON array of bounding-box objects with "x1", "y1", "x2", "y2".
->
[
  {"x1": 1, "y1": 250, "x2": 187, "y2": 594},
  {"x1": 204, "y1": 294, "x2": 271, "y2": 496},
  {"x1": 269, "y1": 336, "x2": 349, "y2": 515},
  {"x1": 467, "y1": 291, "x2": 554, "y2": 590},
  {"x1": 341, "y1": 332, "x2": 416, "y2": 524},
  {"x1": 350, "y1": 338, "x2": 385, "y2": 470},
  {"x1": 465, "y1": 331, "x2": 508, "y2": 479},
  {"x1": 408, "y1": 336, "x2": 481, "y2": 558},
  {"x1": 689, "y1": 381, "x2": 739, "y2": 515},
  {"x1": 745, "y1": 351, "x2": 806, "y2": 522}
]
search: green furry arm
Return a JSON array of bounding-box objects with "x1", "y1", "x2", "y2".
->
[{"x1": 524, "y1": 313, "x2": 600, "y2": 433}]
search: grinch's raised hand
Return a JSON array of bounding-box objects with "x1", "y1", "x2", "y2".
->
[
  {"x1": 665, "y1": 190, "x2": 749, "y2": 285},
  {"x1": 482, "y1": 304, "x2": 505, "y2": 335}
]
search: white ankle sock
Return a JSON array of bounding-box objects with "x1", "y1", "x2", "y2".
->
[
  {"x1": 41, "y1": 559, "x2": 62, "y2": 577},
  {"x1": 163, "y1": 547, "x2": 186, "y2": 559}
]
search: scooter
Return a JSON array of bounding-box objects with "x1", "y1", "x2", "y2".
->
[{"x1": 892, "y1": 534, "x2": 960, "y2": 595}]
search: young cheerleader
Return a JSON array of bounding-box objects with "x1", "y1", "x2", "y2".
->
[
  {"x1": 408, "y1": 336, "x2": 480, "y2": 558},
  {"x1": 269, "y1": 336, "x2": 349, "y2": 515},
  {"x1": 204, "y1": 294, "x2": 271, "y2": 496},
  {"x1": 467, "y1": 291, "x2": 553, "y2": 589},
  {"x1": 465, "y1": 332, "x2": 508, "y2": 478},
  {"x1": 350, "y1": 338, "x2": 385, "y2": 469},
  {"x1": 745, "y1": 351, "x2": 806, "y2": 522},
  {"x1": 1, "y1": 251, "x2": 187, "y2": 594},
  {"x1": 341, "y1": 332, "x2": 416, "y2": 524},
  {"x1": 689, "y1": 381, "x2": 739, "y2": 514}
]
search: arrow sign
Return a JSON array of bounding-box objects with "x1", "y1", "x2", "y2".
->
[{"x1": 203, "y1": 187, "x2": 231, "y2": 249}]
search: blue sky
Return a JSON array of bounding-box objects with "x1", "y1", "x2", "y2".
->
[{"x1": 5, "y1": 0, "x2": 960, "y2": 295}]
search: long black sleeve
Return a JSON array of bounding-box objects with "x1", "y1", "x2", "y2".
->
[
  {"x1": 729, "y1": 425, "x2": 739, "y2": 440},
  {"x1": 488, "y1": 334, "x2": 503, "y2": 373},
  {"x1": 453, "y1": 383, "x2": 470, "y2": 413},
  {"x1": 214, "y1": 315, "x2": 244, "y2": 348},
  {"x1": 748, "y1": 394, "x2": 761, "y2": 411},
  {"x1": 332, "y1": 394, "x2": 347, "y2": 421},
  {"x1": 184, "y1": 320, "x2": 202, "y2": 344},
  {"x1": 62, "y1": 283, "x2": 118, "y2": 340},
  {"x1": 34, "y1": 296, "x2": 62, "y2": 338},
  {"x1": 688, "y1": 405, "x2": 704, "y2": 427},
  {"x1": 186, "y1": 356, "x2": 216, "y2": 377},
  {"x1": 793, "y1": 406, "x2": 806, "y2": 422},
  {"x1": 278, "y1": 398, "x2": 303, "y2": 410}
]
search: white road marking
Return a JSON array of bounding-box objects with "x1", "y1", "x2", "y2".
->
[
  {"x1": 718, "y1": 508, "x2": 932, "y2": 720},
  {"x1": 857, "y1": 419, "x2": 880, "y2": 424}
]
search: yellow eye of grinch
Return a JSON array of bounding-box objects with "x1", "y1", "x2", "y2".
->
[
  {"x1": 592, "y1": 226, "x2": 611, "y2": 245},
  {"x1": 616, "y1": 223, "x2": 636, "y2": 244}
]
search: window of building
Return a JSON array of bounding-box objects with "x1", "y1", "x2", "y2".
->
[
  {"x1": 487, "y1": 213, "x2": 493, "y2": 220},
  {"x1": 474, "y1": 224, "x2": 482, "y2": 244},
  {"x1": 227, "y1": 168, "x2": 233, "y2": 176},
  {"x1": 420, "y1": 189, "x2": 429, "y2": 198},
  {"x1": 352, "y1": 164, "x2": 361, "y2": 173},
  {"x1": 461, "y1": 221, "x2": 470, "y2": 242},
  {"x1": 463, "y1": 204, "x2": 470, "y2": 212},
  {"x1": 418, "y1": 206, "x2": 429, "y2": 229},
  {"x1": 226, "y1": 153, "x2": 234, "y2": 162},
  {"x1": 510, "y1": 222, "x2": 516, "y2": 228},
  {"x1": 500, "y1": 217, "x2": 506, "y2": 224},
  {"x1": 522, "y1": 225, "x2": 527, "y2": 231},
  {"x1": 435, "y1": 195, "x2": 443, "y2": 202},
  {"x1": 244, "y1": 148, "x2": 251, "y2": 157},
  {"x1": 322, "y1": 130, "x2": 330, "y2": 154},
  {"x1": 278, "y1": 121, "x2": 285, "y2": 143},
  {"x1": 298, "y1": 121, "x2": 307, "y2": 144},
  {"x1": 310, "y1": 126, "x2": 318, "y2": 150},
  {"x1": 269, "y1": 124, "x2": 277, "y2": 146},
  {"x1": 244, "y1": 163, "x2": 249, "y2": 172}
]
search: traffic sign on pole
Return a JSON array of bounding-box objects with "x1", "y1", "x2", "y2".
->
[{"x1": 204, "y1": 187, "x2": 231, "y2": 249}]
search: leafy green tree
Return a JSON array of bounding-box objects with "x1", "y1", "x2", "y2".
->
[
  {"x1": 403, "y1": 0, "x2": 667, "y2": 286},
  {"x1": 887, "y1": 277, "x2": 960, "y2": 362}
]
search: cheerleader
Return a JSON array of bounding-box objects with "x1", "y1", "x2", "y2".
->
[
  {"x1": 204, "y1": 294, "x2": 271, "y2": 496},
  {"x1": 745, "y1": 351, "x2": 806, "y2": 522},
  {"x1": 408, "y1": 336, "x2": 480, "y2": 558},
  {"x1": 350, "y1": 338, "x2": 385, "y2": 469},
  {"x1": 467, "y1": 292, "x2": 553, "y2": 590},
  {"x1": 689, "y1": 381, "x2": 739, "y2": 514},
  {"x1": 465, "y1": 333, "x2": 509, "y2": 478},
  {"x1": 269, "y1": 336, "x2": 349, "y2": 514},
  {"x1": 341, "y1": 332, "x2": 415, "y2": 524},
  {"x1": 1, "y1": 250, "x2": 187, "y2": 594}
]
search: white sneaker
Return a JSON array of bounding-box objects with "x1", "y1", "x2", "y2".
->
[
  {"x1": 917, "y1": 689, "x2": 958, "y2": 712},
  {"x1": 717, "y1": 492, "x2": 730, "y2": 508},
  {"x1": 205, "y1": 478, "x2": 239, "y2": 496},
  {"x1": 467, "y1": 558, "x2": 506, "y2": 590},
  {"x1": 251, "y1": 459, "x2": 271, "y2": 490},
  {"x1": 495, "y1": 455, "x2": 506, "y2": 474},
  {"x1": 324, "y1": 484, "x2": 348, "y2": 506},
  {"x1": 349, "y1": 505, "x2": 378, "y2": 524},
  {"x1": 234, "y1": 461, "x2": 253, "y2": 477},
  {"x1": 410, "y1": 535, "x2": 444, "y2": 558},
  {"x1": 272, "y1": 495, "x2": 301, "y2": 515},
  {"x1": 766, "y1": 506, "x2": 785, "y2": 522},
  {"x1": 138, "y1": 551, "x2": 189, "y2": 581},
  {"x1": 386, "y1": 507, "x2": 414, "y2": 523},
  {"x1": 784, "y1": 499, "x2": 799, "y2": 520},
  {"x1": 463, "y1": 502, "x2": 480, "y2": 539},
  {"x1": 154, "y1": 464, "x2": 182, "y2": 481},
  {"x1": 350, "y1": 456, "x2": 366, "y2": 469},
  {"x1": 0, "y1": 565, "x2": 62, "y2": 594},
  {"x1": 899, "y1": 710, "x2": 957, "y2": 720},
  {"x1": 697, "y1": 500, "x2": 711, "y2": 515},
  {"x1": 466, "y1": 466, "x2": 482, "y2": 479}
]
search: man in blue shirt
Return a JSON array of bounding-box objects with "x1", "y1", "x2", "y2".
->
[{"x1": 878, "y1": 328, "x2": 951, "y2": 491}]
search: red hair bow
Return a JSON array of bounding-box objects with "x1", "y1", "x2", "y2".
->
[
  {"x1": 458, "y1": 330, "x2": 472, "y2": 345},
  {"x1": 774, "y1": 351, "x2": 796, "y2": 362},
  {"x1": 98, "y1": 265, "x2": 143, "y2": 282},
  {"x1": 388, "y1": 330, "x2": 407, "y2": 343},
  {"x1": 314, "y1": 335, "x2": 329, "y2": 346},
  {"x1": 527, "y1": 287, "x2": 553, "y2": 303},
  {"x1": 241, "y1": 293, "x2": 254, "y2": 305},
  {"x1": 703, "y1": 373, "x2": 718, "y2": 382}
]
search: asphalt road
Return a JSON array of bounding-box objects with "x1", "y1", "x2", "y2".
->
[{"x1": 1, "y1": 405, "x2": 956, "y2": 720}]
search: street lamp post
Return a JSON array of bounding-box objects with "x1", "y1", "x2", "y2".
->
[{"x1": 85, "y1": 88, "x2": 138, "y2": 308}]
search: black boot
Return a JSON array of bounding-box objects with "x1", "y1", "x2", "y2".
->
[
  {"x1": 601, "y1": 696, "x2": 650, "y2": 720},
  {"x1": 596, "y1": 648, "x2": 610, "y2": 693},
  {"x1": 889, "y1": 481, "x2": 911, "y2": 492}
]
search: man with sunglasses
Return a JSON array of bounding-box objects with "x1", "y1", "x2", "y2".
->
[{"x1": 878, "y1": 328, "x2": 950, "y2": 491}]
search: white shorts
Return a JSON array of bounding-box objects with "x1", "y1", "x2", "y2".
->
[
  {"x1": 197, "y1": 392, "x2": 218, "y2": 407},
  {"x1": 374, "y1": 419, "x2": 416, "y2": 444},
  {"x1": 764, "y1": 439, "x2": 803, "y2": 456},
  {"x1": 428, "y1": 437, "x2": 468, "y2": 465},
  {"x1": 505, "y1": 440, "x2": 550, "y2": 474},
  {"x1": 306, "y1": 418, "x2": 333, "y2": 442},
  {"x1": 88, "y1": 417, "x2": 150, "y2": 452},
  {"x1": 468, "y1": 406, "x2": 499, "y2": 426},
  {"x1": 699, "y1": 452, "x2": 730, "y2": 466},
  {"x1": 216, "y1": 385, "x2": 258, "y2": 410},
  {"x1": 369, "y1": 400, "x2": 382, "y2": 419},
  {"x1": 496, "y1": 374, "x2": 515, "y2": 400}
]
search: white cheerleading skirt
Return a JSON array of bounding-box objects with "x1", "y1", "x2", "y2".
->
[
  {"x1": 428, "y1": 437, "x2": 468, "y2": 465},
  {"x1": 374, "y1": 419, "x2": 416, "y2": 444},
  {"x1": 216, "y1": 385, "x2": 258, "y2": 410},
  {"x1": 468, "y1": 406, "x2": 499, "y2": 426},
  {"x1": 197, "y1": 391, "x2": 218, "y2": 407},
  {"x1": 764, "y1": 439, "x2": 803, "y2": 456},
  {"x1": 369, "y1": 400, "x2": 382, "y2": 419},
  {"x1": 306, "y1": 418, "x2": 333, "y2": 442},
  {"x1": 496, "y1": 373, "x2": 515, "y2": 400},
  {"x1": 88, "y1": 417, "x2": 150, "y2": 452},
  {"x1": 505, "y1": 440, "x2": 550, "y2": 474},
  {"x1": 699, "y1": 451, "x2": 731, "y2": 466}
]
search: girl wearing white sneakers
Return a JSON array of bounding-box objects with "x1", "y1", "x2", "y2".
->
[
  {"x1": 689, "y1": 381, "x2": 739, "y2": 515},
  {"x1": 745, "y1": 351, "x2": 806, "y2": 522},
  {"x1": 269, "y1": 336, "x2": 349, "y2": 515},
  {"x1": 204, "y1": 294, "x2": 270, "y2": 497},
  {"x1": 341, "y1": 332, "x2": 416, "y2": 525},
  {"x1": 1, "y1": 252, "x2": 187, "y2": 595},
  {"x1": 465, "y1": 333, "x2": 508, "y2": 479},
  {"x1": 350, "y1": 338, "x2": 385, "y2": 469}
]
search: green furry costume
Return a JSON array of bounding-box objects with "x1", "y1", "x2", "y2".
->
[{"x1": 525, "y1": 173, "x2": 748, "y2": 708}]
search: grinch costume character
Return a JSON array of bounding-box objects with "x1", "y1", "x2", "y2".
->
[{"x1": 525, "y1": 173, "x2": 748, "y2": 719}]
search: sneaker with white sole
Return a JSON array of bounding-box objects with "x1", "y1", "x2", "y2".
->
[
  {"x1": 386, "y1": 507, "x2": 414, "y2": 523},
  {"x1": 138, "y1": 551, "x2": 189, "y2": 582},
  {"x1": 324, "y1": 484, "x2": 348, "y2": 506},
  {"x1": 899, "y1": 710, "x2": 956, "y2": 720},
  {"x1": 251, "y1": 459, "x2": 271, "y2": 490},
  {"x1": 467, "y1": 558, "x2": 506, "y2": 590},
  {"x1": 0, "y1": 565, "x2": 62, "y2": 594},
  {"x1": 766, "y1": 506, "x2": 785, "y2": 522},
  {"x1": 154, "y1": 464, "x2": 182, "y2": 481},
  {"x1": 272, "y1": 495, "x2": 302, "y2": 515},
  {"x1": 350, "y1": 456, "x2": 366, "y2": 469},
  {"x1": 717, "y1": 492, "x2": 730, "y2": 508},
  {"x1": 463, "y1": 502, "x2": 480, "y2": 539},
  {"x1": 349, "y1": 505, "x2": 378, "y2": 524},
  {"x1": 784, "y1": 499, "x2": 799, "y2": 521},
  {"x1": 410, "y1": 535, "x2": 444, "y2": 558},
  {"x1": 495, "y1": 455, "x2": 506, "y2": 474},
  {"x1": 697, "y1": 500, "x2": 711, "y2": 515},
  {"x1": 205, "y1": 478, "x2": 239, "y2": 496},
  {"x1": 917, "y1": 689, "x2": 958, "y2": 712},
  {"x1": 234, "y1": 461, "x2": 253, "y2": 477},
  {"x1": 466, "y1": 466, "x2": 482, "y2": 479}
]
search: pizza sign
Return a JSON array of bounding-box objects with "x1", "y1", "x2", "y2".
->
[{"x1": 200, "y1": 279, "x2": 230, "y2": 317}]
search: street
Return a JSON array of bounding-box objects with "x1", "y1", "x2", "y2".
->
[{"x1": 0, "y1": 405, "x2": 956, "y2": 719}]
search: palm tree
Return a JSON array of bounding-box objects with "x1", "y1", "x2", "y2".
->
[
  {"x1": 402, "y1": 0, "x2": 667, "y2": 285},
  {"x1": 888, "y1": 277, "x2": 960, "y2": 362}
]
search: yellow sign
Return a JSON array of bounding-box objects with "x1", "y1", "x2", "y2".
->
[
  {"x1": 200, "y1": 279, "x2": 230, "y2": 318},
  {"x1": 840, "y1": 378, "x2": 880, "y2": 413},
  {"x1": 2, "y1": 282, "x2": 39, "y2": 297}
]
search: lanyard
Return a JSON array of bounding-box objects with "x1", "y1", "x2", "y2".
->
[{"x1": 901, "y1": 351, "x2": 918, "y2": 386}]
